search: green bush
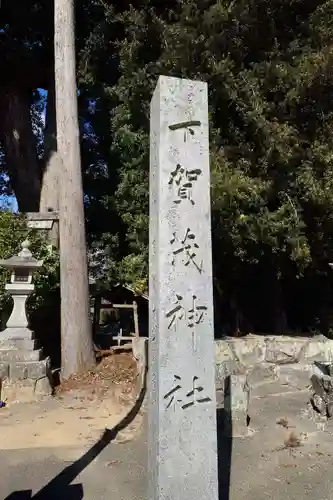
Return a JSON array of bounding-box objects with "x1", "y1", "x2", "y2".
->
[{"x1": 0, "y1": 211, "x2": 60, "y2": 321}]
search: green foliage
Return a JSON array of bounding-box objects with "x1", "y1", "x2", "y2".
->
[
  {"x1": 3, "y1": 0, "x2": 333, "y2": 333},
  {"x1": 76, "y1": 0, "x2": 333, "y2": 333},
  {"x1": 0, "y1": 211, "x2": 59, "y2": 316}
]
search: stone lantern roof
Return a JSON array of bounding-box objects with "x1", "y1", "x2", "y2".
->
[{"x1": 0, "y1": 240, "x2": 43, "y2": 270}]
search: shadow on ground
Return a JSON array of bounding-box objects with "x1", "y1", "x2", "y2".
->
[
  {"x1": 217, "y1": 394, "x2": 233, "y2": 500},
  {"x1": 5, "y1": 360, "x2": 233, "y2": 500},
  {"x1": 4, "y1": 356, "x2": 148, "y2": 500}
]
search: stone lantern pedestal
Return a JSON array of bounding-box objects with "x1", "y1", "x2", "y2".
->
[{"x1": 0, "y1": 241, "x2": 52, "y2": 402}]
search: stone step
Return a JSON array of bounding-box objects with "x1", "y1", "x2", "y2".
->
[
  {"x1": 0, "y1": 348, "x2": 43, "y2": 362},
  {"x1": 8, "y1": 357, "x2": 51, "y2": 380},
  {"x1": 0, "y1": 338, "x2": 38, "y2": 351}
]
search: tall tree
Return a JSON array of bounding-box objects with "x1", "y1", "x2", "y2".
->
[{"x1": 54, "y1": 0, "x2": 95, "y2": 378}]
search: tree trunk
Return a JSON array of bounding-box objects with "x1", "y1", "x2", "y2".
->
[
  {"x1": 54, "y1": 0, "x2": 95, "y2": 378},
  {"x1": 0, "y1": 89, "x2": 41, "y2": 211},
  {"x1": 40, "y1": 80, "x2": 60, "y2": 247},
  {"x1": 40, "y1": 81, "x2": 59, "y2": 213}
]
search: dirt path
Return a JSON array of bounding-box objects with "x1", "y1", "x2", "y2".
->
[{"x1": 0, "y1": 352, "x2": 144, "y2": 451}]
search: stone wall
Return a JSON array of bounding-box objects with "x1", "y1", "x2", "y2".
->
[{"x1": 215, "y1": 334, "x2": 333, "y2": 396}]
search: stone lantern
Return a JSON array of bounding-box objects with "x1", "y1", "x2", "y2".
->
[{"x1": 0, "y1": 240, "x2": 43, "y2": 339}]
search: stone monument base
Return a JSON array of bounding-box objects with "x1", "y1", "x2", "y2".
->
[{"x1": 0, "y1": 334, "x2": 53, "y2": 403}]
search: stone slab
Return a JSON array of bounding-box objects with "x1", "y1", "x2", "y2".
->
[
  {"x1": 0, "y1": 338, "x2": 38, "y2": 351},
  {"x1": 0, "y1": 362, "x2": 9, "y2": 379},
  {"x1": 148, "y1": 76, "x2": 218, "y2": 500},
  {"x1": 1, "y1": 376, "x2": 52, "y2": 403},
  {"x1": 1, "y1": 379, "x2": 36, "y2": 403},
  {"x1": 9, "y1": 358, "x2": 51, "y2": 380},
  {"x1": 0, "y1": 348, "x2": 42, "y2": 362},
  {"x1": 1, "y1": 327, "x2": 35, "y2": 340},
  {"x1": 26, "y1": 357, "x2": 51, "y2": 380}
]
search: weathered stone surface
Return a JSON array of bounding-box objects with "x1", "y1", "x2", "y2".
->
[
  {"x1": 215, "y1": 341, "x2": 235, "y2": 363},
  {"x1": 1, "y1": 327, "x2": 35, "y2": 341},
  {"x1": 216, "y1": 358, "x2": 244, "y2": 382},
  {"x1": 0, "y1": 362, "x2": 9, "y2": 379},
  {"x1": 148, "y1": 76, "x2": 218, "y2": 500},
  {"x1": 223, "y1": 374, "x2": 250, "y2": 437},
  {"x1": 215, "y1": 335, "x2": 333, "y2": 369},
  {"x1": 35, "y1": 376, "x2": 53, "y2": 397},
  {"x1": 1, "y1": 374, "x2": 52, "y2": 402},
  {"x1": 0, "y1": 348, "x2": 42, "y2": 362},
  {"x1": 26, "y1": 357, "x2": 51, "y2": 380},
  {"x1": 310, "y1": 373, "x2": 333, "y2": 419},
  {"x1": 277, "y1": 364, "x2": 312, "y2": 390},
  {"x1": 230, "y1": 337, "x2": 266, "y2": 365},
  {"x1": 265, "y1": 339, "x2": 305, "y2": 364},
  {"x1": 312, "y1": 393, "x2": 327, "y2": 414},
  {"x1": 302, "y1": 336, "x2": 333, "y2": 362},
  {"x1": 247, "y1": 364, "x2": 278, "y2": 387},
  {"x1": 224, "y1": 374, "x2": 249, "y2": 412},
  {"x1": 1, "y1": 379, "x2": 36, "y2": 403},
  {"x1": 9, "y1": 362, "x2": 28, "y2": 380},
  {"x1": 9, "y1": 359, "x2": 51, "y2": 381},
  {"x1": 0, "y1": 338, "x2": 38, "y2": 351}
]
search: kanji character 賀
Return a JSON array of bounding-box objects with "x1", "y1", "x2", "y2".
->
[{"x1": 168, "y1": 163, "x2": 202, "y2": 205}]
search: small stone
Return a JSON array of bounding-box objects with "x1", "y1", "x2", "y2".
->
[{"x1": 230, "y1": 338, "x2": 266, "y2": 365}]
